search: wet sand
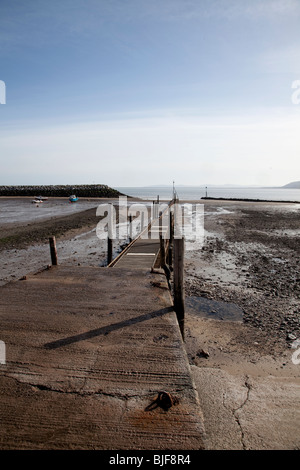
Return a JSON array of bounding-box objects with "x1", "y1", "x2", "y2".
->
[
  {"x1": 184, "y1": 199, "x2": 300, "y2": 449},
  {"x1": 0, "y1": 198, "x2": 124, "y2": 285},
  {"x1": 185, "y1": 199, "x2": 300, "y2": 348},
  {"x1": 0, "y1": 198, "x2": 300, "y2": 449},
  {"x1": 0, "y1": 197, "x2": 119, "y2": 251}
]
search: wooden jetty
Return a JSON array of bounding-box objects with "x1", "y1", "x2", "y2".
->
[{"x1": 0, "y1": 200, "x2": 206, "y2": 450}]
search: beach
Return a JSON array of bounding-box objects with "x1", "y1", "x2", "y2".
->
[
  {"x1": 0, "y1": 197, "x2": 129, "y2": 285},
  {"x1": 184, "y1": 199, "x2": 300, "y2": 449},
  {"x1": 0, "y1": 197, "x2": 299, "y2": 449}
]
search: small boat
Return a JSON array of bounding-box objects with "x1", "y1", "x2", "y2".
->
[
  {"x1": 69, "y1": 195, "x2": 78, "y2": 202},
  {"x1": 32, "y1": 199, "x2": 44, "y2": 204}
]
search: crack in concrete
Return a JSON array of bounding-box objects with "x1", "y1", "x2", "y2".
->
[
  {"x1": 232, "y1": 375, "x2": 252, "y2": 450},
  {"x1": 30, "y1": 382, "x2": 152, "y2": 401},
  {"x1": 6, "y1": 373, "x2": 162, "y2": 402},
  {"x1": 221, "y1": 375, "x2": 252, "y2": 450}
]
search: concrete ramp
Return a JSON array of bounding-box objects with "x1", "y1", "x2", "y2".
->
[{"x1": 0, "y1": 265, "x2": 205, "y2": 450}]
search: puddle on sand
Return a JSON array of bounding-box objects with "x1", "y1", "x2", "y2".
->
[{"x1": 186, "y1": 296, "x2": 243, "y2": 322}]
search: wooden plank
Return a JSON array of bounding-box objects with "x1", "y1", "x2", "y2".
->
[{"x1": 126, "y1": 253, "x2": 156, "y2": 256}]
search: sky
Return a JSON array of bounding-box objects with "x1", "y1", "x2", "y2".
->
[{"x1": 0, "y1": 0, "x2": 300, "y2": 188}]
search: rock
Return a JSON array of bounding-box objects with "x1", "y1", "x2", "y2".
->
[{"x1": 197, "y1": 349, "x2": 210, "y2": 359}]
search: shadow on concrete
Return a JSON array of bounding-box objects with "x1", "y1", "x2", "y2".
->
[{"x1": 44, "y1": 306, "x2": 174, "y2": 350}]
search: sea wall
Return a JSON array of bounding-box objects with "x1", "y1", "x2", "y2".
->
[
  {"x1": 201, "y1": 196, "x2": 299, "y2": 203},
  {"x1": 0, "y1": 184, "x2": 124, "y2": 198}
]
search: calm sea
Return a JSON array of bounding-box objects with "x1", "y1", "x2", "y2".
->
[{"x1": 116, "y1": 185, "x2": 300, "y2": 202}]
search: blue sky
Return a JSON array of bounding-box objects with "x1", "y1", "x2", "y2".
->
[{"x1": 0, "y1": 0, "x2": 300, "y2": 187}]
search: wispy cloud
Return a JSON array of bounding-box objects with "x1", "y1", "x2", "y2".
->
[
  {"x1": 136, "y1": 0, "x2": 300, "y2": 21},
  {"x1": 2, "y1": 0, "x2": 300, "y2": 47},
  {"x1": 259, "y1": 44, "x2": 300, "y2": 74},
  {"x1": 1, "y1": 107, "x2": 299, "y2": 186},
  {"x1": 217, "y1": 0, "x2": 300, "y2": 19}
]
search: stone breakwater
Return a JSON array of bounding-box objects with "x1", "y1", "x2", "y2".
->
[{"x1": 0, "y1": 184, "x2": 124, "y2": 198}]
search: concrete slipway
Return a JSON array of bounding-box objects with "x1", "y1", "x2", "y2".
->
[{"x1": 0, "y1": 264, "x2": 206, "y2": 450}]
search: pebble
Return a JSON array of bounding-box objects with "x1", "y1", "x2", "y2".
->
[{"x1": 197, "y1": 349, "x2": 210, "y2": 359}]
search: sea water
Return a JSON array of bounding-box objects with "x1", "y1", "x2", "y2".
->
[
  {"x1": 116, "y1": 185, "x2": 300, "y2": 202},
  {"x1": 1, "y1": 186, "x2": 299, "y2": 227}
]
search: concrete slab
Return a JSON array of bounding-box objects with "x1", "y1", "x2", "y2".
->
[{"x1": 0, "y1": 265, "x2": 205, "y2": 450}]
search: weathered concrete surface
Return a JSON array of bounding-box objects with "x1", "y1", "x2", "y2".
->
[
  {"x1": 191, "y1": 366, "x2": 300, "y2": 450},
  {"x1": 185, "y1": 314, "x2": 300, "y2": 450},
  {"x1": 0, "y1": 265, "x2": 205, "y2": 450}
]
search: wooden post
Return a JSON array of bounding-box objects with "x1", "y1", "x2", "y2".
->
[
  {"x1": 107, "y1": 237, "x2": 113, "y2": 265},
  {"x1": 160, "y1": 235, "x2": 166, "y2": 267},
  {"x1": 168, "y1": 211, "x2": 174, "y2": 268},
  {"x1": 173, "y1": 237, "x2": 185, "y2": 339},
  {"x1": 49, "y1": 236, "x2": 58, "y2": 265},
  {"x1": 129, "y1": 215, "x2": 133, "y2": 242},
  {"x1": 159, "y1": 211, "x2": 162, "y2": 235}
]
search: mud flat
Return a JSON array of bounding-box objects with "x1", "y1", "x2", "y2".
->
[
  {"x1": 184, "y1": 199, "x2": 300, "y2": 450},
  {"x1": 0, "y1": 198, "x2": 126, "y2": 286},
  {"x1": 0, "y1": 196, "x2": 150, "y2": 286}
]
